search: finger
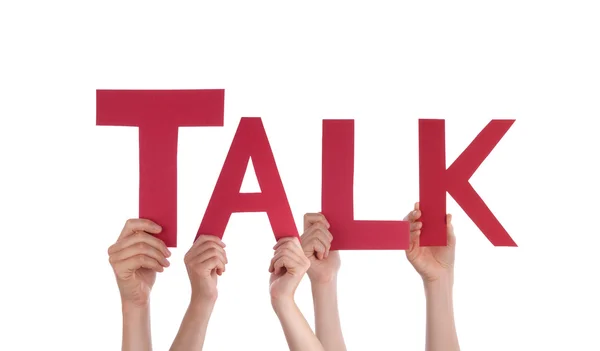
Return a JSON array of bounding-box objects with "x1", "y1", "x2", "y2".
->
[
  {"x1": 109, "y1": 231, "x2": 171, "y2": 258},
  {"x1": 116, "y1": 254, "x2": 164, "y2": 274},
  {"x1": 193, "y1": 234, "x2": 226, "y2": 249},
  {"x1": 186, "y1": 241, "x2": 227, "y2": 263},
  {"x1": 189, "y1": 247, "x2": 228, "y2": 268},
  {"x1": 270, "y1": 247, "x2": 294, "y2": 272},
  {"x1": 303, "y1": 212, "x2": 330, "y2": 231},
  {"x1": 306, "y1": 222, "x2": 333, "y2": 242},
  {"x1": 407, "y1": 209, "x2": 421, "y2": 222},
  {"x1": 446, "y1": 213, "x2": 456, "y2": 246},
  {"x1": 309, "y1": 240, "x2": 327, "y2": 260},
  {"x1": 119, "y1": 219, "x2": 162, "y2": 239},
  {"x1": 272, "y1": 256, "x2": 288, "y2": 275},
  {"x1": 196, "y1": 256, "x2": 226, "y2": 276},
  {"x1": 307, "y1": 224, "x2": 333, "y2": 257},
  {"x1": 215, "y1": 259, "x2": 226, "y2": 276},
  {"x1": 270, "y1": 245, "x2": 306, "y2": 273},
  {"x1": 303, "y1": 234, "x2": 329, "y2": 259},
  {"x1": 273, "y1": 236, "x2": 301, "y2": 250},
  {"x1": 410, "y1": 221, "x2": 423, "y2": 232},
  {"x1": 408, "y1": 229, "x2": 421, "y2": 252},
  {"x1": 110, "y1": 242, "x2": 170, "y2": 267},
  {"x1": 273, "y1": 251, "x2": 305, "y2": 275},
  {"x1": 278, "y1": 240, "x2": 307, "y2": 259}
]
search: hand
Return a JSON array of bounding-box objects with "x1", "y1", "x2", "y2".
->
[
  {"x1": 108, "y1": 219, "x2": 171, "y2": 307},
  {"x1": 404, "y1": 202, "x2": 456, "y2": 283},
  {"x1": 301, "y1": 213, "x2": 340, "y2": 284},
  {"x1": 269, "y1": 237, "x2": 311, "y2": 302},
  {"x1": 184, "y1": 235, "x2": 228, "y2": 304}
]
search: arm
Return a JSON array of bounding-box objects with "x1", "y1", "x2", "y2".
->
[
  {"x1": 301, "y1": 213, "x2": 346, "y2": 351},
  {"x1": 122, "y1": 302, "x2": 152, "y2": 351},
  {"x1": 272, "y1": 297, "x2": 326, "y2": 351},
  {"x1": 169, "y1": 298, "x2": 216, "y2": 350},
  {"x1": 311, "y1": 279, "x2": 346, "y2": 351},
  {"x1": 424, "y1": 275, "x2": 459, "y2": 351},
  {"x1": 108, "y1": 219, "x2": 171, "y2": 351},
  {"x1": 405, "y1": 203, "x2": 460, "y2": 351},
  {"x1": 270, "y1": 237, "x2": 325, "y2": 351},
  {"x1": 169, "y1": 235, "x2": 227, "y2": 351}
]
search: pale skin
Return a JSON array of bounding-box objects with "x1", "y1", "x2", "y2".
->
[
  {"x1": 108, "y1": 207, "x2": 457, "y2": 350},
  {"x1": 107, "y1": 219, "x2": 172, "y2": 351},
  {"x1": 269, "y1": 237, "x2": 326, "y2": 351},
  {"x1": 169, "y1": 235, "x2": 227, "y2": 351},
  {"x1": 300, "y1": 213, "x2": 347, "y2": 351},
  {"x1": 404, "y1": 202, "x2": 460, "y2": 351}
]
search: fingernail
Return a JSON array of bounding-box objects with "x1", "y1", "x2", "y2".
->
[
  {"x1": 164, "y1": 259, "x2": 170, "y2": 267},
  {"x1": 166, "y1": 249, "x2": 172, "y2": 257}
]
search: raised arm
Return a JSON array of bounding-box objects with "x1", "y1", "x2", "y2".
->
[
  {"x1": 108, "y1": 219, "x2": 171, "y2": 351},
  {"x1": 170, "y1": 235, "x2": 227, "y2": 351},
  {"x1": 269, "y1": 237, "x2": 325, "y2": 351},
  {"x1": 405, "y1": 202, "x2": 460, "y2": 351},
  {"x1": 301, "y1": 213, "x2": 346, "y2": 351}
]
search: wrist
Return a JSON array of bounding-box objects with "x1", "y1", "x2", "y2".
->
[
  {"x1": 190, "y1": 293, "x2": 218, "y2": 310},
  {"x1": 122, "y1": 299, "x2": 150, "y2": 313},
  {"x1": 311, "y1": 276, "x2": 337, "y2": 293},
  {"x1": 121, "y1": 300, "x2": 150, "y2": 328},
  {"x1": 271, "y1": 295, "x2": 296, "y2": 314},
  {"x1": 309, "y1": 272, "x2": 338, "y2": 286},
  {"x1": 423, "y1": 272, "x2": 454, "y2": 294}
]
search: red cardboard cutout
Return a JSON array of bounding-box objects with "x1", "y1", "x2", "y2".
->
[
  {"x1": 96, "y1": 89, "x2": 225, "y2": 247},
  {"x1": 322, "y1": 120, "x2": 410, "y2": 250},
  {"x1": 419, "y1": 119, "x2": 517, "y2": 246},
  {"x1": 196, "y1": 117, "x2": 298, "y2": 241}
]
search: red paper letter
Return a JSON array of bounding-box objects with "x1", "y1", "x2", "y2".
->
[
  {"x1": 419, "y1": 119, "x2": 516, "y2": 246},
  {"x1": 96, "y1": 89, "x2": 225, "y2": 247},
  {"x1": 196, "y1": 117, "x2": 298, "y2": 241},
  {"x1": 321, "y1": 120, "x2": 410, "y2": 250}
]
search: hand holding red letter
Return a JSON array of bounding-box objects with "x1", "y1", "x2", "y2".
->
[
  {"x1": 301, "y1": 213, "x2": 340, "y2": 284},
  {"x1": 269, "y1": 237, "x2": 311, "y2": 302},
  {"x1": 184, "y1": 235, "x2": 228, "y2": 304},
  {"x1": 108, "y1": 219, "x2": 171, "y2": 307},
  {"x1": 404, "y1": 202, "x2": 456, "y2": 283}
]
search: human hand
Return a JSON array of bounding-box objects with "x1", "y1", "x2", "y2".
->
[
  {"x1": 301, "y1": 213, "x2": 340, "y2": 284},
  {"x1": 108, "y1": 219, "x2": 171, "y2": 307},
  {"x1": 184, "y1": 235, "x2": 227, "y2": 305},
  {"x1": 404, "y1": 202, "x2": 456, "y2": 283},
  {"x1": 269, "y1": 237, "x2": 311, "y2": 303}
]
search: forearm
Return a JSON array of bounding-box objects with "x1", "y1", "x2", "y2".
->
[
  {"x1": 311, "y1": 278, "x2": 346, "y2": 351},
  {"x1": 273, "y1": 298, "x2": 325, "y2": 351},
  {"x1": 122, "y1": 302, "x2": 152, "y2": 351},
  {"x1": 424, "y1": 274, "x2": 459, "y2": 351},
  {"x1": 170, "y1": 298, "x2": 216, "y2": 351}
]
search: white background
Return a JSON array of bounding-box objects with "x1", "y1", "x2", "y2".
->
[{"x1": 1, "y1": 1, "x2": 599, "y2": 350}]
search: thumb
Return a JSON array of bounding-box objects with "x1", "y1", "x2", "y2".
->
[{"x1": 446, "y1": 214, "x2": 456, "y2": 246}]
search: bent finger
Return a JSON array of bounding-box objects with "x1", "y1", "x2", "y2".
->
[{"x1": 119, "y1": 219, "x2": 162, "y2": 239}]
